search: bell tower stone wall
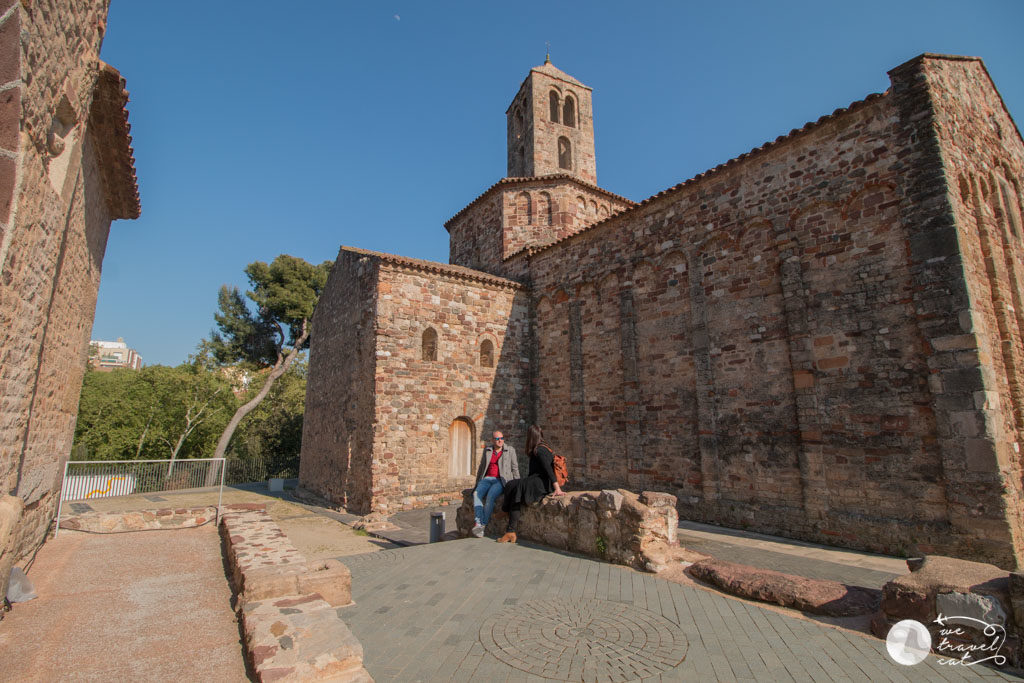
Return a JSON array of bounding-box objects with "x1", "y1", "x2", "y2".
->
[{"x1": 506, "y1": 60, "x2": 597, "y2": 185}]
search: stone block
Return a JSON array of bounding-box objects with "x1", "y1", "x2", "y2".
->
[
  {"x1": 881, "y1": 555, "x2": 1010, "y2": 626},
  {"x1": 296, "y1": 560, "x2": 352, "y2": 607},
  {"x1": 689, "y1": 558, "x2": 880, "y2": 617},
  {"x1": 966, "y1": 438, "x2": 998, "y2": 472},
  {"x1": 598, "y1": 489, "x2": 623, "y2": 511},
  {"x1": 457, "y1": 488, "x2": 678, "y2": 571},
  {"x1": 242, "y1": 596, "x2": 371, "y2": 682},
  {"x1": 936, "y1": 591, "x2": 1006, "y2": 625},
  {"x1": 242, "y1": 566, "x2": 301, "y2": 604},
  {"x1": 0, "y1": 494, "x2": 25, "y2": 598}
]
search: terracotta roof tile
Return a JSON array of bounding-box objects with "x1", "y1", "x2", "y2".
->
[
  {"x1": 339, "y1": 246, "x2": 524, "y2": 290},
  {"x1": 525, "y1": 90, "x2": 889, "y2": 258},
  {"x1": 88, "y1": 62, "x2": 140, "y2": 220}
]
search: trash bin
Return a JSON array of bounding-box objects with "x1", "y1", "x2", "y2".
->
[{"x1": 429, "y1": 511, "x2": 445, "y2": 543}]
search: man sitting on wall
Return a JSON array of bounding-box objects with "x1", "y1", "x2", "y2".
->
[{"x1": 472, "y1": 431, "x2": 519, "y2": 537}]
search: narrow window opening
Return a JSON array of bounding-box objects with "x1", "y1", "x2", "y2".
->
[
  {"x1": 558, "y1": 136, "x2": 572, "y2": 170},
  {"x1": 480, "y1": 339, "x2": 494, "y2": 368},
  {"x1": 549, "y1": 91, "x2": 560, "y2": 123},
  {"x1": 563, "y1": 96, "x2": 576, "y2": 127},
  {"x1": 422, "y1": 327, "x2": 438, "y2": 361}
]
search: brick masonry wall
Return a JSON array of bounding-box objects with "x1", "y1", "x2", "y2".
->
[
  {"x1": 307, "y1": 55, "x2": 1024, "y2": 567},
  {"x1": 447, "y1": 192, "x2": 504, "y2": 274},
  {"x1": 0, "y1": 0, "x2": 131, "y2": 594},
  {"x1": 506, "y1": 66, "x2": 597, "y2": 184},
  {"x1": 368, "y1": 264, "x2": 531, "y2": 513},
  {"x1": 448, "y1": 178, "x2": 631, "y2": 280},
  {"x1": 914, "y1": 56, "x2": 1024, "y2": 560},
  {"x1": 298, "y1": 248, "x2": 381, "y2": 513},
  {"x1": 525, "y1": 57, "x2": 1024, "y2": 566},
  {"x1": 501, "y1": 179, "x2": 631, "y2": 259}
]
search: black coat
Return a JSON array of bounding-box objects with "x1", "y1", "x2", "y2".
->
[{"x1": 501, "y1": 444, "x2": 556, "y2": 510}]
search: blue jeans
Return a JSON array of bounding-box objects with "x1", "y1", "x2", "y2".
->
[{"x1": 473, "y1": 477, "x2": 504, "y2": 526}]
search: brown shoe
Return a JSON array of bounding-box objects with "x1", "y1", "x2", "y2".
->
[{"x1": 497, "y1": 532, "x2": 517, "y2": 543}]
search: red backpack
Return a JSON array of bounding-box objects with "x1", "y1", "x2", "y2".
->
[{"x1": 541, "y1": 442, "x2": 569, "y2": 487}]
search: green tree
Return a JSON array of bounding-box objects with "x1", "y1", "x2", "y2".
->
[
  {"x1": 230, "y1": 359, "x2": 307, "y2": 477},
  {"x1": 74, "y1": 362, "x2": 237, "y2": 462},
  {"x1": 206, "y1": 254, "x2": 331, "y2": 460}
]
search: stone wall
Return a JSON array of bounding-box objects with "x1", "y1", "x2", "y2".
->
[
  {"x1": 917, "y1": 55, "x2": 1024, "y2": 563},
  {"x1": 300, "y1": 247, "x2": 533, "y2": 514},
  {"x1": 0, "y1": 0, "x2": 138, "y2": 597},
  {"x1": 367, "y1": 257, "x2": 530, "y2": 513},
  {"x1": 506, "y1": 63, "x2": 597, "y2": 184},
  {"x1": 525, "y1": 55, "x2": 1024, "y2": 567},
  {"x1": 447, "y1": 176, "x2": 632, "y2": 279},
  {"x1": 306, "y1": 54, "x2": 1024, "y2": 568},
  {"x1": 456, "y1": 488, "x2": 680, "y2": 572},
  {"x1": 299, "y1": 247, "x2": 381, "y2": 513}
]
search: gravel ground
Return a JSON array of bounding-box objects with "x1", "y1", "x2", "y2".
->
[{"x1": 0, "y1": 526, "x2": 248, "y2": 682}]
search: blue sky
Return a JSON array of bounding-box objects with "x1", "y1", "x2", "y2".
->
[{"x1": 92, "y1": 1, "x2": 1024, "y2": 367}]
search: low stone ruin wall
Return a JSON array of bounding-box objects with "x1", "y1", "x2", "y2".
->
[
  {"x1": 219, "y1": 504, "x2": 372, "y2": 682},
  {"x1": 456, "y1": 488, "x2": 679, "y2": 572},
  {"x1": 58, "y1": 506, "x2": 217, "y2": 533},
  {"x1": 871, "y1": 555, "x2": 1024, "y2": 667}
]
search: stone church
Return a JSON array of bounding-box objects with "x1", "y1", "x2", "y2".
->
[{"x1": 300, "y1": 54, "x2": 1024, "y2": 568}]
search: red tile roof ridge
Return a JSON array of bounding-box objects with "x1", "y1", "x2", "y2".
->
[
  {"x1": 444, "y1": 174, "x2": 635, "y2": 230},
  {"x1": 90, "y1": 62, "x2": 140, "y2": 219},
  {"x1": 521, "y1": 90, "x2": 888, "y2": 259},
  {"x1": 339, "y1": 245, "x2": 524, "y2": 289}
]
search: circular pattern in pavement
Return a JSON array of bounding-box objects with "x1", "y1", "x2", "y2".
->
[
  {"x1": 338, "y1": 547, "x2": 408, "y2": 571},
  {"x1": 479, "y1": 597, "x2": 687, "y2": 680}
]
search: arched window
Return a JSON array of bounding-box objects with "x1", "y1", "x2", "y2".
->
[
  {"x1": 422, "y1": 327, "x2": 438, "y2": 361},
  {"x1": 577, "y1": 196, "x2": 585, "y2": 214},
  {"x1": 480, "y1": 339, "x2": 494, "y2": 368},
  {"x1": 516, "y1": 191, "x2": 533, "y2": 225},
  {"x1": 589, "y1": 200, "x2": 598, "y2": 215},
  {"x1": 563, "y1": 95, "x2": 576, "y2": 127},
  {"x1": 558, "y1": 136, "x2": 572, "y2": 170},
  {"x1": 514, "y1": 107, "x2": 524, "y2": 140},
  {"x1": 538, "y1": 191, "x2": 553, "y2": 226},
  {"x1": 449, "y1": 418, "x2": 474, "y2": 477},
  {"x1": 599, "y1": 204, "x2": 609, "y2": 217},
  {"x1": 549, "y1": 91, "x2": 560, "y2": 123}
]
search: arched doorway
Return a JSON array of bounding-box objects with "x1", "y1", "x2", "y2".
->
[{"x1": 449, "y1": 418, "x2": 474, "y2": 477}]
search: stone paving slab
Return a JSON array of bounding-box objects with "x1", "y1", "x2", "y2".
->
[{"x1": 336, "y1": 539, "x2": 1022, "y2": 682}]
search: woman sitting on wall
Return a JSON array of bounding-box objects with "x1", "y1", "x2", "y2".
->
[{"x1": 497, "y1": 424, "x2": 564, "y2": 543}]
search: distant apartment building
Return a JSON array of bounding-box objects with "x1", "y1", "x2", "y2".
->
[{"x1": 89, "y1": 338, "x2": 143, "y2": 371}]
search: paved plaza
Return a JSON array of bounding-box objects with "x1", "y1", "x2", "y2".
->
[
  {"x1": 339, "y1": 539, "x2": 1020, "y2": 682},
  {"x1": 28, "y1": 482, "x2": 1024, "y2": 681}
]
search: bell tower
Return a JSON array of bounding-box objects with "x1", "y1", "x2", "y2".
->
[{"x1": 506, "y1": 58, "x2": 597, "y2": 184}]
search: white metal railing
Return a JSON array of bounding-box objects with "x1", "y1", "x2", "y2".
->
[{"x1": 55, "y1": 458, "x2": 226, "y2": 535}]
